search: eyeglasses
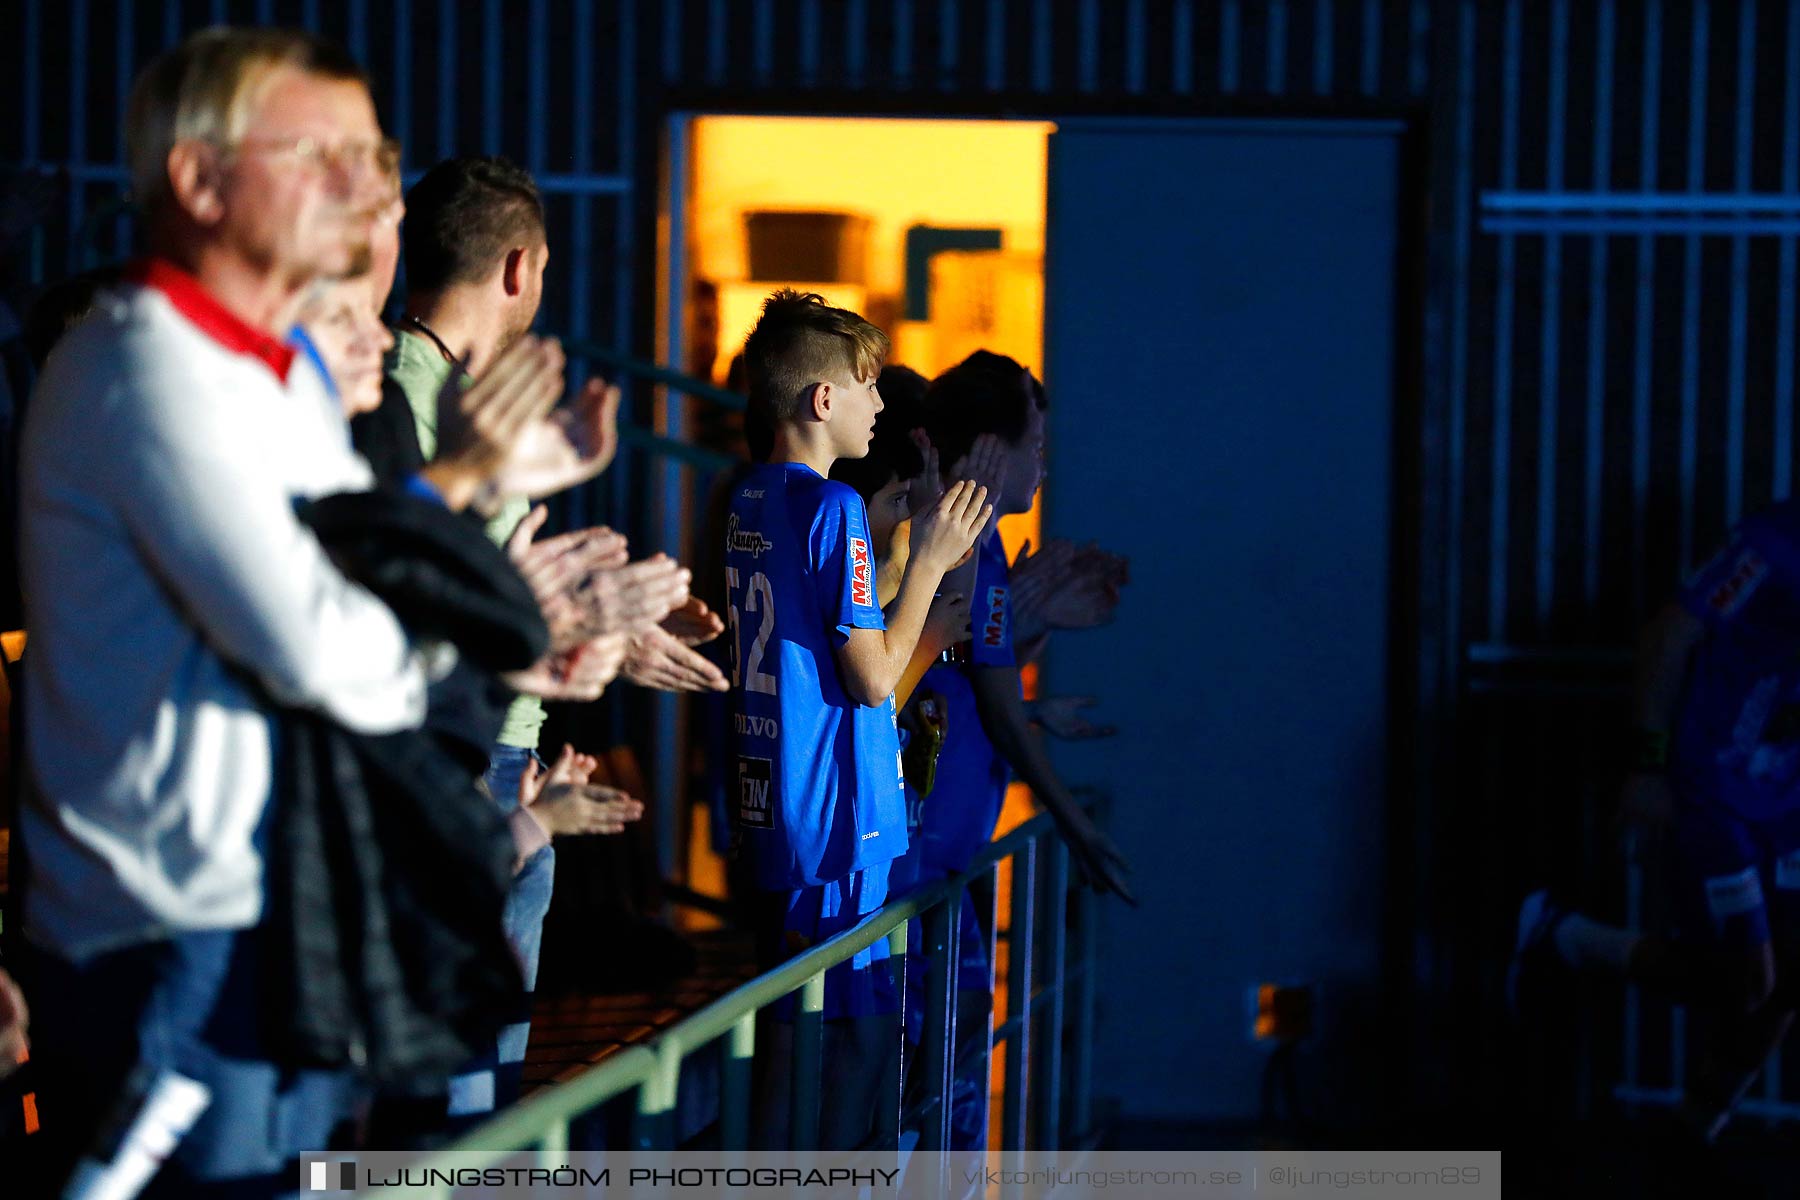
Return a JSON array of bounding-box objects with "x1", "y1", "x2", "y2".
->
[{"x1": 223, "y1": 135, "x2": 401, "y2": 178}]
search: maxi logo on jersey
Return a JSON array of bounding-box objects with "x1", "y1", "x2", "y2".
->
[
  {"x1": 849, "y1": 537, "x2": 874, "y2": 607},
  {"x1": 1708, "y1": 549, "x2": 1769, "y2": 618},
  {"x1": 982, "y1": 585, "x2": 1008, "y2": 648},
  {"x1": 726, "y1": 513, "x2": 773, "y2": 558}
]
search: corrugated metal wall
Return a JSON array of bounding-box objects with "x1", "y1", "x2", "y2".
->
[
  {"x1": 0, "y1": 0, "x2": 637, "y2": 360},
  {"x1": 648, "y1": 0, "x2": 1431, "y2": 96},
  {"x1": 1445, "y1": 0, "x2": 1800, "y2": 1125},
  {"x1": 7, "y1": 0, "x2": 1797, "y2": 1122}
]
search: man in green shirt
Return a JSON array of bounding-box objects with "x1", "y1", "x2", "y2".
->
[
  {"x1": 387, "y1": 157, "x2": 633, "y2": 1122},
  {"x1": 383, "y1": 156, "x2": 728, "y2": 1124}
]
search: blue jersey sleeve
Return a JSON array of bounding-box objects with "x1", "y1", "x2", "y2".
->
[
  {"x1": 969, "y1": 536, "x2": 1016, "y2": 667},
  {"x1": 810, "y1": 482, "x2": 887, "y2": 642}
]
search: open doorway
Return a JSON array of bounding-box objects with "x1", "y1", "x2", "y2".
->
[
  {"x1": 666, "y1": 113, "x2": 1063, "y2": 1144},
  {"x1": 666, "y1": 114, "x2": 1057, "y2": 892},
  {"x1": 676, "y1": 116, "x2": 1051, "y2": 395}
]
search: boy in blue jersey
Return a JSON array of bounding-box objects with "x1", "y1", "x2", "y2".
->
[
  {"x1": 728, "y1": 291, "x2": 992, "y2": 1148},
  {"x1": 916, "y1": 353, "x2": 1134, "y2": 902},
  {"x1": 829, "y1": 373, "x2": 1008, "y2": 1149},
  {"x1": 864, "y1": 352, "x2": 1135, "y2": 1148},
  {"x1": 1512, "y1": 498, "x2": 1800, "y2": 1141}
]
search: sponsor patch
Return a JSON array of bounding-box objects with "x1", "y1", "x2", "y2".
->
[
  {"x1": 726, "y1": 513, "x2": 773, "y2": 558},
  {"x1": 1706, "y1": 549, "x2": 1768, "y2": 618},
  {"x1": 849, "y1": 536, "x2": 874, "y2": 607},
  {"x1": 982, "y1": 584, "x2": 1008, "y2": 648},
  {"x1": 1704, "y1": 865, "x2": 1766, "y2": 920},
  {"x1": 737, "y1": 757, "x2": 774, "y2": 829},
  {"x1": 734, "y1": 712, "x2": 779, "y2": 739}
]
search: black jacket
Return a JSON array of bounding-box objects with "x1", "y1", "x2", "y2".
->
[{"x1": 262, "y1": 488, "x2": 547, "y2": 1091}]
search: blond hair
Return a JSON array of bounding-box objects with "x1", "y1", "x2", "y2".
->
[
  {"x1": 742, "y1": 289, "x2": 889, "y2": 427},
  {"x1": 125, "y1": 26, "x2": 367, "y2": 218}
]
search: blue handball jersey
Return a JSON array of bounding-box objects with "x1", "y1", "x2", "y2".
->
[
  {"x1": 1676, "y1": 498, "x2": 1800, "y2": 821},
  {"x1": 903, "y1": 534, "x2": 1017, "y2": 881},
  {"x1": 726, "y1": 463, "x2": 907, "y2": 889}
]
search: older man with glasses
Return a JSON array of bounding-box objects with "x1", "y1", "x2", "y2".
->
[{"x1": 13, "y1": 27, "x2": 555, "y2": 1195}]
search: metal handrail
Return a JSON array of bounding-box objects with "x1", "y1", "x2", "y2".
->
[
  {"x1": 392, "y1": 808, "x2": 1094, "y2": 1188},
  {"x1": 562, "y1": 335, "x2": 747, "y2": 413}
]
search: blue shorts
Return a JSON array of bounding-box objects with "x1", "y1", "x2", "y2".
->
[
  {"x1": 755, "y1": 860, "x2": 898, "y2": 1021},
  {"x1": 1675, "y1": 800, "x2": 1800, "y2": 948}
]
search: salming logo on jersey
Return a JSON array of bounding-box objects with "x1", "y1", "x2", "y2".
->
[
  {"x1": 982, "y1": 585, "x2": 1008, "y2": 648},
  {"x1": 726, "y1": 513, "x2": 773, "y2": 558},
  {"x1": 849, "y1": 537, "x2": 874, "y2": 607},
  {"x1": 1708, "y1": 549, "x2": 1768, "y2": 618}
]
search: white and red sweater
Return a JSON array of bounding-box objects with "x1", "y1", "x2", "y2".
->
[{"x1": 18, "y1": 258, "x2": 427, "y2": 961}]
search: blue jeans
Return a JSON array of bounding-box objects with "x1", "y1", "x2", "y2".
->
[
  {"x1": 20, "y1": 926, "x2": 361, "y2": 1197},
  {"x1": 446, "y1": 745, "x2": 553, "y2": 1118}
]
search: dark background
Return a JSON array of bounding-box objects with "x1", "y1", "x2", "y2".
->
[{"x1": 5, "y1": 0, "x2": 1795, "y2": 1162}]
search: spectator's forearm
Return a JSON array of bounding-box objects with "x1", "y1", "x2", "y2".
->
[{"x1": 1633, "y1": 603, "x2": 1704, "y2": 733}]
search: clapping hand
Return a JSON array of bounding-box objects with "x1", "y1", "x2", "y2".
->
[
  {"x1": 427, "y1": 335, "x2": 566, "y2": 511},
  {"x1": 907, "y1": 429, "x2": 944, "y2": 520},
  {"x1": 520, "y1": 744, "x2": 645, "y2": 836},
  {"x1": 949, "y1": 434, "x2": 1009, "y2": 545},
  {"x1": 505, "y1": 506, "x2": 631, "y2": 651},
  {"x1": 661, "y1": 596, "x2": 725, "y2": 646},
  {"x1": 1010, "y1": 537, "x2": 1126, "y2": 637},
  {"x1": 919, "y1": 589, "x2": 972, "y2": 659},
  {"x1": 622, "y1": 624, "x2": 730, "y2": 693},
  {"x1": 492, "y1": 374, "x2": 623, "y2": 500},
  {"x1": 909, "y1": 481, "x2": 994, "y2": 577},
  {"x1": 503, "y1": 631, "x2": 631, "y2": 701}
]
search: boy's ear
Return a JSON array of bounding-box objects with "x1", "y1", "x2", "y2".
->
[
  {"x1": 502, "y1": 247, "x2": 527, "y2": 296},
  {"x1": 808, "y1": 380, "x2": 832, "y2": 422}
]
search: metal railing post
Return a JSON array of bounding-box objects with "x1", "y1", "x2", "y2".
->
[
  {"x1": 917, "y1": 894, "x2": 962, "y2": 1152},
  {"x1": 1002, "y1": 838, "x2": 1039, "y2": 1154},
  {"x1": 1622, "y1": 843, "x2": 1642, "y2": 1097},
  {"x1": 790, "y1": 971, "x2": 826, "y2": 1150},
  {"x1": 879, "y1": 923, "x2": 910, "y2": 1147},
  {"x1": 721, "y1": 1013, "x2": 756, "y2": 1150},
  {"x1": 1070, "y1": 855, "x2": 1098, "y2": 1142},
  {"x1": 631, "y1": 1083, "x2": 657, "y2": 1150},
  {"x1": 965, "y1": 866, "x2": 1000, "y2": 1151},
  {"x1": 634, "y1": 1040, "x2": 682, "y2": 1149},
  {"x1": 536, "y1": 1120, "x2": 569, "y2": 1169},
  {"x1": 1035, "y1": 838, "x2": 1069, "y2": 1151}
]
